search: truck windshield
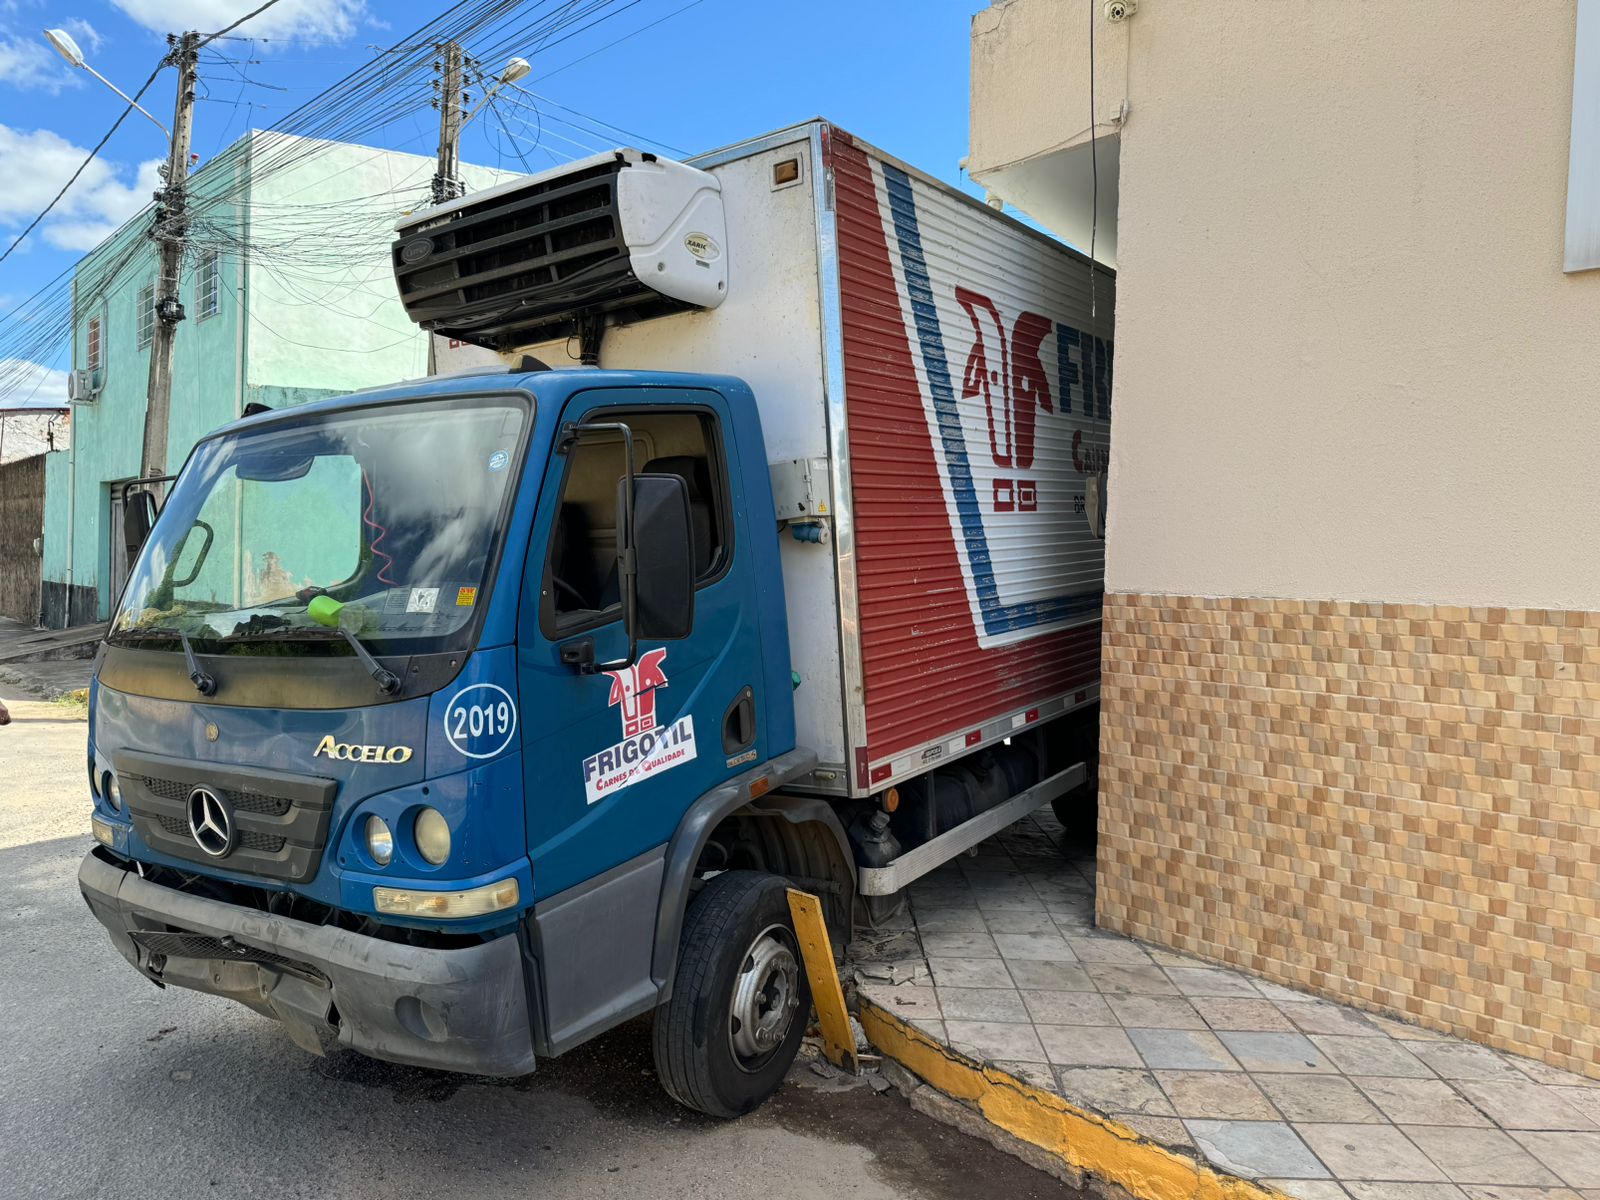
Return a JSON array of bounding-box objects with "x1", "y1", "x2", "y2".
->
[{"x1": 110, "y1": 396, "x2": 527, "y2": 656}]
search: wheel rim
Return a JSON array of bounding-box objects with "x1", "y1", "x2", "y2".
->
[{"x1": 728, "y1": 922, "x2": 801, "y2": 1072}]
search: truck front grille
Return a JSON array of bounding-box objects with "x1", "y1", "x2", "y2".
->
[
  {"x1": 142, "y1": 775, "x2": 292, "y2": 816},
  {"x1": 154, "y1": 814, "x2": 286, "y2": 853},
  {"x1": 116, "y1": 751, "x2": 337, "y2": 884},
  {"x1": 128, "y1": 929, "x2": 325, "y2": 983}
]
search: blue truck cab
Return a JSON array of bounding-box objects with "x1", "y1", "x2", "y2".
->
[{"x1": 80, "y1": 368, "x2": 847, "y2": 1117}]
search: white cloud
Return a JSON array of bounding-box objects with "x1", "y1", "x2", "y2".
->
[
  {"x1": 0, "y1": 124, "x2": 164, "y2": 254},
  {"x1": 0, "y1": 359, "x2": 68, "y2": 410},
  {"x1": 110, "y1": 0, "x2": 368, "y2": 45},
  {"x1": 0, "y1": 30, "x2": 73, "y2": 92},
  {"x1": 62, "y1": 16, "x2": 102, "y2": 54}
]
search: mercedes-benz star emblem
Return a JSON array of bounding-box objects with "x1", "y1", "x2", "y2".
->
[{"x1": 186, "y1": 786, "x2": 235, "y2": 858}]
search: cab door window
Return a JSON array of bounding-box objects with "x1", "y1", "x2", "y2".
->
[{"x1": 543, "y1": 409, "x2": 729, "y2": 632}]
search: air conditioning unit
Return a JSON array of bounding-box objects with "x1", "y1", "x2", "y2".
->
[
  {"x1": 392, "y1": 149, "x2": 728, "y2": 352},
  {"x1": 66, "y1": 368, "x2": 100, "y2": 403}
]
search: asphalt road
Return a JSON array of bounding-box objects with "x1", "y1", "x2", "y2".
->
[{"x1": 0, "y1": 682, "x2": 1069, "y2": 1200}]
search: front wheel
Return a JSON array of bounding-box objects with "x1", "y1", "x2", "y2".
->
[{"x1": 651, "y1": 871, "x2": 811, "y2": 1118}]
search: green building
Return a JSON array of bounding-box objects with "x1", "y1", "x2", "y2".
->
[{"x1": 40, "y1": 131, "x2": 509, "y2": 627}]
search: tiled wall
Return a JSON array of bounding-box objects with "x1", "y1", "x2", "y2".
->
[{"x1": 1097, "y1": 592, "x2": 1600, "y2": 1079}]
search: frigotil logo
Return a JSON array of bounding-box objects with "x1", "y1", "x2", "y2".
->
[
  {"x1": 606, "y1": 647, "x2": 669, "y2": 737},
  {"x1": 957, "y1": 287, "x2": 1054, "y2": 514},
  {"x1": 956, "y1": 286, "x2": 1114, "y2": 516},
  {"x1": 584, "y1": 648, "x2": 698, "y2": 805}
]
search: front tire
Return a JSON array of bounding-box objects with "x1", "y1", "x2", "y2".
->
[{"x1": 651, "y1": 871, "x2": 811, "y2": 1118}]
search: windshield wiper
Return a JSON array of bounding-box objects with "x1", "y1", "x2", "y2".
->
[
  {"x1": 180, "y1": 633, "x2": 218, "y2": 697},
  {"x1": 217, "y1": 625, "x2": 400, "y2": 696},
  {"x1": 334, "y1": 626, "x2": 401, "y2": 695},
  {"x1": 111, "y1": 626, "x2": 217, "y2": 696}
]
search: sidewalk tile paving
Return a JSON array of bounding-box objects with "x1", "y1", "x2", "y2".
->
[{"x1": 851, "y1": 810, "x2": 1600, "y2": 1199}]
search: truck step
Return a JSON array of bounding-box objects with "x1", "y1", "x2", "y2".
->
[{"x1": 856, "y1": 762, "x2": 1087, "y2": 896}]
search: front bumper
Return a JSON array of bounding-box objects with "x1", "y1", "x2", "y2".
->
[{"x1": 79, "y1": 850, "x2": 536, "y2": 1077}]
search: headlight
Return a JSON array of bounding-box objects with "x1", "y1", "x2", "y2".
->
[
  {"x1": 373, "y1": 878, "x2": 520, "y2": 919},
  {"x1": 104, "y1": 773, "x2": 122, "y2": 811},
  {"x1": 414, "y1": 807, "x2": 451, "y2": 865},
  {"x1": 365, "y1": 814, "x2": 394, "y2": 866}
]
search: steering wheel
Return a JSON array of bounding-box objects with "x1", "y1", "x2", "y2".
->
[{"x1": 551, "y1": 575, "x2": 588, "y2": 609}]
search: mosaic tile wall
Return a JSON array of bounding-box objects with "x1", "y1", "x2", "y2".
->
[{"x1": 1096, "y1": 592, "x2": 1600, "y2": 1080}]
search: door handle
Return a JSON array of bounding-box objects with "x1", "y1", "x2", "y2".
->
[
  {"x1": 559, "y1": 637, "x2": 598, "y2": 674},
  {"x1": 722, "y1": 687, "x2": 756, "y2": 754}
]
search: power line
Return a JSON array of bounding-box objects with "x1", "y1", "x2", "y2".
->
[
  {"x1": 486, "y1": 95, "x2": 536, "y2": 171},
  {"x1": 502, "y1": 82, "x2": 686, "y2": 155},
  {"x1": 0, "y1": 0, "x2": 695, "y2": 399},
  {"x1": 197, "y1": 0, "x2": 287, "y2": 49},
  {"x1": 539, "y1": 0, "x2": 707, "y2": 82},
  {"x1": 0, "y1": 62, "x2": 166, "y2": 267}
]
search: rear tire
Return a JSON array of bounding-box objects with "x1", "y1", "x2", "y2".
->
[
  {"x1": 1051, "y1": 754, "x2": 1099, "y2": 847},
  {"x1": 651, "y1": 871, "x2": 811, "y2": 1118}
]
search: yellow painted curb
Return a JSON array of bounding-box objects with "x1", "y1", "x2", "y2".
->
[{"x1": 859, "y1": 1000, "x2": 1290, "y2": 1200}]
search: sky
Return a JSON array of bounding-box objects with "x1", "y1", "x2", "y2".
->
[{"x1": 0, "y1": 0, "x2": 994, "y2": 410}]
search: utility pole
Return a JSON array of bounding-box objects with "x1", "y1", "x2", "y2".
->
[
  {"x1": 139, "y1": 30, "x2": 200, "y2": 480},
  {"x1": 431, "y1": 41, "x2": 466, "y2": 206}
]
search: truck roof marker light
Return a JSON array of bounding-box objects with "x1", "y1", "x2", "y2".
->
[{"x1": 373, "y1": 878, "x2": 520, "y2": 920}]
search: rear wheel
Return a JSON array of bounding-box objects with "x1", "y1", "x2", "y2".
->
[
  {"x1": 651, "y1": 870, "x2": 810, "y2": 1118},
  {"x1": 1051, "y1": 711, "x2": 1100, "y2": 847},
  {"x1": 1051, "y1": 782, "x2": 1099, "y2": 846}
]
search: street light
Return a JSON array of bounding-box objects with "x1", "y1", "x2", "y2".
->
[
  {"x1": 43, "y1": 28, "x2": 172, "y2": 140},
  {"x1": 459, "y1": 57, "x2": 532, "y2": 134}
]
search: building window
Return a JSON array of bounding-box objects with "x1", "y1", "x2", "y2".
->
[
  {"x1": 86, "y1": 315, "x2": 103, "y2": 373},
  {"x1": 197, "y1": 251, "x2": 220, "y2": 319},
  {"x1": 136, "y1": 283, "x2": 155, "y2": 350}
]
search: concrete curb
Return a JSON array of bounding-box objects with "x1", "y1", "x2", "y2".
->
[{"x1": 858, "y1": 998, "x2": 1289, "y2": 1200}]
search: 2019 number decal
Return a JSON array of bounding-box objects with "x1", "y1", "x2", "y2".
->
[{"x1": 443, "y1": 682, "x2": 518, "y2": 760}]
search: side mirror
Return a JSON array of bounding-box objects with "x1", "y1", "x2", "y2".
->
[
  {"x1": 620, "y1": 473, "x2": 695, "y2": 640},
  {"x1": 123, "y1": 489, "x2": 158, "y2": 561}
]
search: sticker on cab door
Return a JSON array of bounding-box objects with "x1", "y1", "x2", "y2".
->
[{"x1": 581, "y1": 648, "x2": 697, "y2": 804}]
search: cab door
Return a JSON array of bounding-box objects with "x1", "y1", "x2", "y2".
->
[{"x1": 516, "y1": 387, "x2": 764, "y2": 903}]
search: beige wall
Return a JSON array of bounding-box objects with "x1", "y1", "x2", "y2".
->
[
  {"x1": 973, "y1": 0, "x2": 1600, "y2": 1076},
  {"x1": 975, "y1": 0, "x2": 1600, "y2": 610},
  {"x1": 969, "y1": 0, "x2": 1127, "y2": 182}
]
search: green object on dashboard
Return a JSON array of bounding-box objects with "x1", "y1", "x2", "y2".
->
[{"x1": 307, "y1": 595, "x2": 343, "y2": 628}]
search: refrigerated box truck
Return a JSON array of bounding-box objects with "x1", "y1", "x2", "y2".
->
[{"x1": 79, "y1": 121, "x2": 1114, "y2": 1118}]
